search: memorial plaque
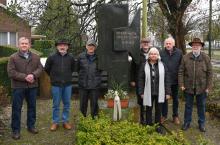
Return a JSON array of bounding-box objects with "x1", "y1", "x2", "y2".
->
[{"x1": 113, "y1": 27, "x2": 138, "y2": 51}]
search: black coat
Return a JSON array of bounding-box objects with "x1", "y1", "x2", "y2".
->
[
  {"x1": 45, "y1": 51, "x2": 75, "y2": 86},
  {"x1": 138, "y1": 61, "x2": 171, "y2": 98},
  {"x1": 77, "y1": 51, "x2": 102, "y2": 89},
  {"x1": 130, "y1": 49, "x2": 148, "y2": 82},
  {"x1": 160, "y1": 47, "x2": 182, "y2": 85}
]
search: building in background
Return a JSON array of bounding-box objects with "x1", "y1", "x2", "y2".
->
[{"x1": 0, "y1": 0, "x2": 31, "y2": 46}]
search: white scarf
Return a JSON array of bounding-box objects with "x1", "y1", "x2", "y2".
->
[{"x1": 143, "y1": 61, "x2": 165, "y2": 106}]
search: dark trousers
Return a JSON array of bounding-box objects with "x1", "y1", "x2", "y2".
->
[
  {"x1": 145, "y1": 95, "x2": 162, "y2": 125},
  {"x1": 135, "y1": 87, "x2": 145, "y2": 124},
  {"x1": 162, "y1": 84, "x2": 179, "y2": 117},
  {"x1": 11, "y1": 88, "x2": 37, "y2": 133},
  {"x1": 79, "y1": 89, "x2": 99, "y2": 118},
  {"x1": 184, "y1": 92, "x2": 207, "y2": 126}
]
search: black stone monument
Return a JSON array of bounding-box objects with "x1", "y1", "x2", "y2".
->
[{"x1": 96, "y1": 4, "x2": 140, "y2": 89}]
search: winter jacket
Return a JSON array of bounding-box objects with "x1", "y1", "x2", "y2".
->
[
  {"x1": 44, "y1": 51, "x2": 75, "y2": 86},
  {"x1": 7, "y1": 51, "x2": 43, "y2": 88},
  {"x1": 138, "y1": 60, "x2": 171, "y2": 97},
  {"x1": 77, "y1": 51, "x2": 102, "y2": 89},
  {"x1": 160, "y1": 47, "x2": 182, "y2": 85},
  {"x1": 178, "y1": 52, "x2": 213, "y2": 94}
]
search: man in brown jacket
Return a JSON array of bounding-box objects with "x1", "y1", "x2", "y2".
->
[
  {"x1": 178, "y1": 38, "x2": 212, "y2": 132},
  {"x1": 7, "y1": 37, "x2": 43, "y2": 140}
]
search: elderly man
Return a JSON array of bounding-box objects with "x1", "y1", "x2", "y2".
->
[
  {"x1": 179, "y1": 38, "x2": 212, "y2": 132},
  {"x1": 45, "y1": 40, "x2": 75, "y2": 131},
  {"x1": 7, "y1": 37, "x2": 43, "y2": 140},
  {"x1": 77, "y1": 39, "x2": 102, "y2": 119},
  {"x1": 160, "y1": 37, "x2": 182, "y2": 125},
  {"x1": 130, "y1": 37, "x2": 151, "y2": 124}
]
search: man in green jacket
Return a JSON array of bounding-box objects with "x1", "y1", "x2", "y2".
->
[{"x1": 178, "y1": 38, "x2": 213, "y2": 132}]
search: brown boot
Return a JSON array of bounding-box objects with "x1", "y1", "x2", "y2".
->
[
  {"x1": 160, "y1": 116, "x2": 167, "y2": 124},
  {"x1": 50, "y1": 123, "x2": 58, "y2": 131},
  {"x1": 173, "y1": 117, "x2": 180, "y2": 125},
  {"x1": 63, "y1": 123, "x2": 72, "y2": 130}
]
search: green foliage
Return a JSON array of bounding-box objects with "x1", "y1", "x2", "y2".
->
[
  {"x1": 0, "y1": 57, "x2": 10, "y2": 94},
  {"x1": 0, "y1": 85, "x2": 9, "y2": 106},
  {"x1": 0, "y1": 45, "x2": 18, "y2": 57},
  {"x1": 35, "y1": 0, "x2": 81, "y2": 53},
  {"x1": 104, "y1": 81, "x2": 128, "y2": 99},
  {"x1": 76, "y1": 113, "x2": 189, "y2": 145},
  {"x1": 33, "y1": 40, "x2": 55, "y2": 57}
]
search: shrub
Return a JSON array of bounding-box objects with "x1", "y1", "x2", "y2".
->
[
  {"x1": 33, "y1": 40, "x2": 55, "y2": 57},
  {"x1": 0, "y1": 86, "x2": 9, "y2": 106},
  {"x1": 0, "y1": 57, "x2": 10, "y2": 93},
  {"x1": 0, "y1": 45, "x2": 18, "y2": 57},
  {"x1": 76, "y1": 113, "x2": 189, "y2": 145}
]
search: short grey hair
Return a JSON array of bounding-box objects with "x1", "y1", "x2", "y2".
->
[
  {"x1": 18, "y1": 37, "x2": 30, "y2": 44},
  {"x1": 164, "y1": 37, "x2": 175, "y2": 46}
]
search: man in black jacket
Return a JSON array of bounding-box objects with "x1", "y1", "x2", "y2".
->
[
  {"x1": 160, "y1": 37, "x2": 182, "y2": 125},
  {"x1": 45, "y1": 40, "x2": 75, "y2": 131},
  {"x1": 130, "y1": 37, "x2": 151, "y2": 124},
  {"x1": 77, "y1": 39, "x2": 102, "y2": 119}
]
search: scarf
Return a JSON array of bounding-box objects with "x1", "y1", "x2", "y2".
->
[{"x1": 143, "y1": 61, "x2": 165, "y2": 106}]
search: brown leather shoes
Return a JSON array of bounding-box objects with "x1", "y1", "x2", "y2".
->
[
  {"x1": 63, "y1": 123, "x2": 72, "y2": 130},
  {"x1": 160, "y1": 116, "x2": 167, "y2": 124},
  {"x1": 50, "y1": 123, "x2": 58, "y2": 131},
  {"x1": 173, "y1": 117, "x2": 180, "y2": 125}
]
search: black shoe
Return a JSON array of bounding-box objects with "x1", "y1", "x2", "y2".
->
[
  {"x1": 181, "y1": 123, "x2": 190, "y2": 131},
  {"x1": 28, "y1": 128, "x2": 39, "y2": 134},
  {"x1": 199, "y1": 125, "x2": 206, "y2": 132},
  {"x1": 12, "y1": 132, "x2": 20, "y2": 140},
  {"x1": 156, "y1": 126, "x2": 163, "y2": 134}
]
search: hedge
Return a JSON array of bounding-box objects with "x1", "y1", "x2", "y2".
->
[
  {"x1": 33, "y1": 40, "x2": 55, "y2": 57},
  {"x1": 76, "y1": 113, "x2": 190, "y2": 145},
  {"x1": 0, "y1": 57, "x2": 10, "y2": 93},
  {"x1": 0, "y1": 45, "x2": 18, "y2": 57}
]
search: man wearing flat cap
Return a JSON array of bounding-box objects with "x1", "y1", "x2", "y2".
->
[
  {"x1": 130, "y1": 37, "x2": 152, "y2": 124},
  {"x1": 77, "y1": 39, "x2": 102, "y2": 119},
  {"x1": 178, "y1": 38, "x2": 213, "y2": 132},
  {"x1": 45, "y1": 39, "x2": 75, "y2": 131}
]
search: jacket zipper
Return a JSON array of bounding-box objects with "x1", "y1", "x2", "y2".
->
[
  {"x1": 193, "y1": 60, "x2": 196, "y2": 89},
  {"x1": 61, "y1": 55, "x2": 64, "y2": 84}
]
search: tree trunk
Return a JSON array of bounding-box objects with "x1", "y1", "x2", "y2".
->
[{"x1": 167, "y1": 14, "x2": 186, "y2": 54}]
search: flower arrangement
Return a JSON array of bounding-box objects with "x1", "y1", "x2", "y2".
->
[{"x1": 104, "y1": 81, "x2": 128, "y2": 100}]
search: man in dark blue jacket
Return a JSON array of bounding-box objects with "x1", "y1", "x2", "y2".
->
[
  {"x1": 160, "y1": 37, "x2": 182, "y2": 125},
  {"x1": 45, "y1": 40, "x2": 75, "y2": 131},
  {"x1": 77, "y1": 39, "x2": 102, "y2": 119}
]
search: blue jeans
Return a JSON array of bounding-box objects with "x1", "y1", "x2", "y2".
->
[
  {"x1": 51, "y1": 85, "x2": 72, "y2": 124},
  {"x1": 162, "y1": 84, "x2": 179, "y2": 117},
  {"x1": 184, "y1": 92, "x2": 207, "y2": 126},
  {"x1": 11, "y1": 88, "x2": 37, "y2": 133}
]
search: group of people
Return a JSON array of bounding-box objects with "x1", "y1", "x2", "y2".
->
[
  {"x1": 7, "y1": 35, "x2": 212, "y2": 140},
  {"x1": 131, "y1": 37, "x2": 212, "y2": 133},
  {"x1": 7, "y1": 37, "x2": 102, "y2": 140}
]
